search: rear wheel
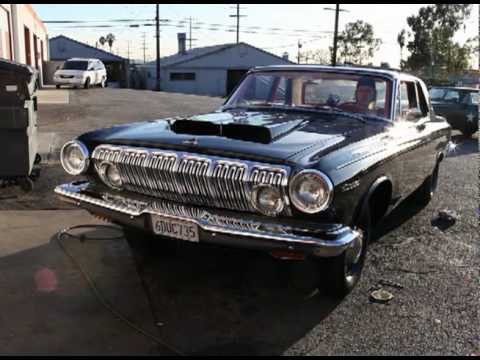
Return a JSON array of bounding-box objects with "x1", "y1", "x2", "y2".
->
[{"x1": 315, "y1": 209, "x2": 371, "y2": 297}]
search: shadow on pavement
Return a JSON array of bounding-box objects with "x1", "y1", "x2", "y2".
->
[
  {"x1": 0, "y1": 226, "x2": 342, "y2": 355},
  {"x1": 129, "y1": 238, "x2": 342, "y2": 355},
  {"x1": 0, "y1": 228, "x2": 162, "y2": 355}
]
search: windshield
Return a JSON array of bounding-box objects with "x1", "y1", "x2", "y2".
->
[
  {"x1": 62, "y1": 61, "x2": 89, "y2": 71},
  {"x1": 225, "y1": 71, "x2": 393, "y2": 119}
]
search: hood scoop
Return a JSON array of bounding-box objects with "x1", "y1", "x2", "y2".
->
[{"x1": 170, "y1": 118, "x2": 305, "y2": 144}]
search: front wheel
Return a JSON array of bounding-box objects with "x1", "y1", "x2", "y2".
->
[
  {"x1": 315, "y1": 210, "x2": 371, "y2": 297},
  {"x1": 56, "y1": 85, "x2": 61, "y2": 89},
  {"x1": 84, "y1": 77, "x2": 90, "y2": 89},
  {"x1": 416, "y1": 161, "x2": 440, "y2": 204}
]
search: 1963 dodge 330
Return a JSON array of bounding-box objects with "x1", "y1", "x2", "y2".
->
[{"x1": 55, "y1": 65, "x2": 452, "y2": 297}]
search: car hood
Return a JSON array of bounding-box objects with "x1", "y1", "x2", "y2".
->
[{"x1": 78, "y1": 109, "x2": 388, "y2": 164}]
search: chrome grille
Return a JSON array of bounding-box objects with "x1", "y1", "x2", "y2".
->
[{"x1": 92, "y1": 144, "x2": 291, "y2": 214}]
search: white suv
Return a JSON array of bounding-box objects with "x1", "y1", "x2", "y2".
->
[{"x1": 53, "y1": 58, "x2": 107, "y2": 89}]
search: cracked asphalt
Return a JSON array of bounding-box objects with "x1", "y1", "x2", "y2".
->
[{"x1": 0, "y1": 88, "x2": 477, "y2": 355}]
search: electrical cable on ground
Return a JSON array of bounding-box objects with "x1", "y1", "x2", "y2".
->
[{"x1": 56, "y1": 224, "x2": 185, "y2": 356}]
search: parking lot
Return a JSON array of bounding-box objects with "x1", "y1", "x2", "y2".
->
[{"x1": 0, "y1": 87, "x2": 478, "y2": 355}]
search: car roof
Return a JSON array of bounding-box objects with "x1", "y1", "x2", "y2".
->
[
  {"x1": 66, "y1": 58, "x2": 101, "y2": 62},
  {"x1": 250, "y1": 64, "x2": 420, "y2": 81},
  {"x1": 429, "y1": 86, "x2": 478, "y2": 92}
]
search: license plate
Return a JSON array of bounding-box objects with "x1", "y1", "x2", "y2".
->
[{"x1": 151, "y1": 215, "x2": 199, "y2": 242}]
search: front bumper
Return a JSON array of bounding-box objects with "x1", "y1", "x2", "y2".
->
[
  {"x1": 54, "y1": 181, "x2": 361, "y2": 258},
  {"x1": 54, "y1": 77, "x2": 85, "y2": 85}
]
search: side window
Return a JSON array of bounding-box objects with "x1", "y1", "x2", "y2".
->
[
  {"x1": 415, "y1": 82, "x2": 429, "y2": 115},
  {"x1": 396, "y1": 81, "x2": 420, "y2": 121},
  {"x1": 444, "y1": 90, "x2": 460, "y2": 103},
  {"x1": 470, "y1": 92, "x2": 479, "y2": 105}
]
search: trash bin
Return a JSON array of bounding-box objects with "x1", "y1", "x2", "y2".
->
[{"x1": 0, "y1": 59, "x2": 40, "y2": 191}]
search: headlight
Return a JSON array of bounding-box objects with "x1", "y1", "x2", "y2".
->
[
  {"x1": 97, "y1": 162, "x2": 123, "y2": 189},
  {"x1": 252, "y1": 184, "x2": 284, "y2": 216},
  {"x1": 60, "y1": 140, "x2": 90, "y2": 175},
  {"x1": 289, "y1": 170, "x2": 333, "y2": 214}
]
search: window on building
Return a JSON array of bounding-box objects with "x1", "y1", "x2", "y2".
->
[
  {"x1": 24, "y1": 26, "x2": 31, "y2": 66},
  {"x1": 170, "y1": 72, "x2": 196, "y2": 81}
]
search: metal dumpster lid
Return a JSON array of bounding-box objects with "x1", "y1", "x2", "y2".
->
[{"x1": 0, "y1": 58, "x2": 35, "y2": 77}]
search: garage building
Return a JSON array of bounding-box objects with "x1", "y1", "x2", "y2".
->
[
  {"x1": 138, "y1": 33, "x2": 294, "y2": 96},
  {"x1": 0, "y1": 4, "x2": 49, "y2": 85}
]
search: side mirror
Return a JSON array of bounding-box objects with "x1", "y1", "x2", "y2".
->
[
  {"x1": 406, "y1": 108, "x2": 424, "y2": 121},
  {"x1": 89, "y1": 67, "x2": 95, "y2": 71}
]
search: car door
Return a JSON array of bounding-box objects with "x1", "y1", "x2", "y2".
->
[
  {"x1": 462, "y1": 91, "x2": 479, "y2": 123},
  {"x1": 395, "y1": 80, "x2": 436, "y2": 197},
  {"x1": 93, "y1": 61, "x2": 101, "y2": 84},
  {"x1": 99, "y1": 61, "x2": 107, "y2": 82},
  {"x1": 441, "y1": 89, "x2": 464, "y2": 123}
]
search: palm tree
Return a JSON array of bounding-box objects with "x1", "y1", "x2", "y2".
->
[
  {"x1": 99, "y1": 36, "x2": 107, "y2": 48},
  {"x1": 397, "y1": 29, "x2": 406, "y2": 66},
  {"x1": 106, "y1": 33, "x2": 115, "y2": 53}
]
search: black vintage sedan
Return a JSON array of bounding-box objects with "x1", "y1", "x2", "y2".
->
[
  {"x1": 55, "y1": 65, "x2": 451, "y2": 297},
  {"x1": 429, "y1": 86, "x2": 479, "y2": 136}
]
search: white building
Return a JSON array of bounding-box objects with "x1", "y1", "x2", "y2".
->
[
  {"x1": 0, "y1": 4, "x2": 49, "y2": 83},
  {"x1": 137, "y1": 33, "x2": 294, "y2": 97}
]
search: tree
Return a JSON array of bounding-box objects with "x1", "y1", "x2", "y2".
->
[
  {"x1": 301, "y1": 48, "x2": 331, "y2": 64},
  {"x1": 397, "y1": 29, "x2": 406, "y2": 66},
  {"x1": 106, "y1": 33, "x2": 116, "y2": 53},
  {"x1": 337, "y1": 20, "x2": 382, "y2": 65},
  {"x1": 99, "y1": 36, "x2": 106, "y2": 48},
  {"x1": 404, "y1": 4, "x2": 473, "y2": 80}
]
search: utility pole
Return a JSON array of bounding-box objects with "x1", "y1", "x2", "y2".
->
[
  {"x1": 186, "y1": 17, "x2": 197, "y2": 49},
  {"x1": 156, "y1": 4, "x2": 160, "y2": 91},
  {"x1": 229, "y1": 4, "x2": 246, "y2": 44},
  {"x1": 127, "y1": 40, "x2": 130, "y2": 61},
  {"x1": 297, "y1": 40, "x2": 302, "y2": 64},
  {"x1": 141, "y1": 32, "x2": 147, "y2": 64},
  {"x1": 324, "y1": 4, "x2": 348, "y2": 66}
]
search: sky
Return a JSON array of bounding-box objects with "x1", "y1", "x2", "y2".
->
[{"x1": 34, "y1": 4, "x2": 479, "y2": 68}]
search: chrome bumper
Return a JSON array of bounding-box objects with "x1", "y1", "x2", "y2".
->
[
  {"x1": 54, "y1": 181, "x2": 361, "y2": 258},
  {"x1": 54, "y1": 78, "x2": 84, "y2": 85}
]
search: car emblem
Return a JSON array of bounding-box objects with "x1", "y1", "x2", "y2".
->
[{"x1": 183, "y1": 137, "x2": 198, "y2": 146}]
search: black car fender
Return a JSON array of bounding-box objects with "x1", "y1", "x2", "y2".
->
[{"x1": 352, "y1": 175, "x2": 393, "y2": 228}]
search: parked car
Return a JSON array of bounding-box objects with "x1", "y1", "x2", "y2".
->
[
  {"x1": 55, "y1": 65, "x2": 451, "y2": 297},
  {"x1": 429, "y1": 86, "x2": 478, "y2": 136},
  {"x1": 53, "y1": 58, "x2": 107, "y2": 89}
]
